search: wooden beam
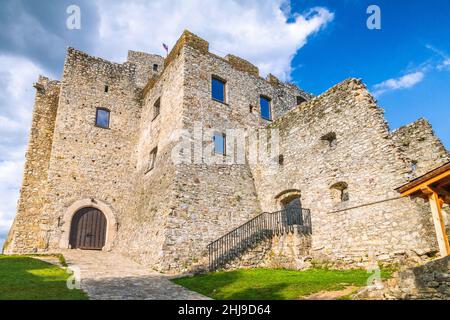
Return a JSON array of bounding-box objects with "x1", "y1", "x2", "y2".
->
[
  {"x1": 400, "y1": 170, "x2": 450, "y2": 197},
  {"x1": 428, "y1": 191, "x2": 450, "y2": 257}
]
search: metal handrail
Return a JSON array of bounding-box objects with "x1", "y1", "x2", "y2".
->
[{"x1": 207, "y1": 208, "x2": 312, "y2": 271}]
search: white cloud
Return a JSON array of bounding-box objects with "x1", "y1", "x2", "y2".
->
[
  {"x1": 372, "y1": 71, "x2": 425, "y2": 97},
  {"x1": 0, "y1": 55, "x2": 44, "y2": 248},
  {"x1": 95, "y1": 0, "x2": 333, "y2": 80},
  {"x1": 438, "y1": 58, "x2": 450, "y2": 71}
]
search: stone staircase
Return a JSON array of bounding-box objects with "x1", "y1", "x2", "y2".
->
[{"x1": 207, "y1": 208, "x2": 312, "y2": 271}]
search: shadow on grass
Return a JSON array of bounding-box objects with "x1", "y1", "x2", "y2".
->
[{"x1": 172, "y1": 268, "x2": 385, "y2": 300}]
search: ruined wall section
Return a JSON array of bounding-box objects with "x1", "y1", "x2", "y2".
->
[
  {"x1": 40, "y1": 48, "x2": 142, "y2": 251},
  {"x1": 4, "y1": 77, "x2": 60, "y2": 253},
  {"x1": 252, "y1": 79, "x2": 439, "y2": 266},
  {"x1": 390, "y1": 118, "x2": 449, "y2": 179}
]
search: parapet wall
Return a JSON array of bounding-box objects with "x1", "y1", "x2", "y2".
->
[
  {"x1": 127, "y1": 50, "x2": 164, "y2": 89},
  {"x1": 391, "y1": 118, "x2": 449, "y2": 178}
]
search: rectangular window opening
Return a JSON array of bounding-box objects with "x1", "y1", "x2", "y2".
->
[
  {"x1": 212, "y1": 76, "x2": 226, "y2": 103},
  {"x1": 213, "y1": 133, "x2": 226, "y2": 155},
  {"x1": 95, "y1": 108, "x2": 110, "y2": 129},
  {"x1": 260, "y1": 95, "x2": 272, "y2": 121}
]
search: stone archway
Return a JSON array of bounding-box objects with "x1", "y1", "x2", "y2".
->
[
  {"x1": 60, "y1": 199, "x2": 116, "y2": 251},
  {"x1": 275, "y1": 189, "x2": 302, "y2": 211},
  {"x1": 69, "y1": 207, "x2": 107, "y2": 250}
]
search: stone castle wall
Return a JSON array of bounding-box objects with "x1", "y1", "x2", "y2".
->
[
  {"x1": 42, "y1": 48, "x2": 145, "y2": 252},
  {"x1": 114, "y1": 44, "x2": 187, "y2": 270},
  {"x1": 157, "y1": 37, "x2": 311, "y2": 272},
  {"x1": 251, "y1": 79, "x2": 446, "y2": 266},
  {"x1": 5, "y1": 31, "x2": 448, "y2": 275},
  {"x1": 4, "y1": 76, "x2": 60, "y2": 253},
  {"x1": 391, "y1": 118, "x2": 449, "y2": 178}
]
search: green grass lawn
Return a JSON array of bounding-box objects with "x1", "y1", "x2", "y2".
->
[
  {"x1": 0, "y1": 255, "x2": 88, "y2": 300},
  {"x1": 172, "y1": 268, "x2": 392, "y2": 300}
]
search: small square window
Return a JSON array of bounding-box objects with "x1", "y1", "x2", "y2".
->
[
  {"x1": 95, "y1": 108, "x2": 110, "y2": 129},
  {"x1": 260, "y1": 96, "x2": 272, "y2": 121},
  {"x1": 296, "y1": 96, "x2": 306, "y2": 105},
  {"x1": 147, "y1": 147, "x2": 157, "y2": 172},
  {"x1": 213, "y1": 133, "x2": 226, "y2": 155},
  {"x1": 212, "y1": 76, "x2": 226, "y2": 103},
  {"x1": 153, "y1": 98, "x2": 161, "y2": 120},
  {"x1": 153, "y1": 64, "x2": 158, "y2": 72}
]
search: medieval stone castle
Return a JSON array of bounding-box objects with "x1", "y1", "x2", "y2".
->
[{"x1": 4, "y1": 31, "x2": 449, "y2": 273}]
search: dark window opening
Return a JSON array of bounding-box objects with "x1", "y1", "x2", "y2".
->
[
  {"x1": 153, "y1": 97, "x2": 161, "y2": 120},
  {"x1": 296, "y1": 96, "x2": 306, "y2": 105},
  {"x1": 153, "y1": 64, "x2": 158, "y2": 72},
  {"x1": 147, "y1": 147, "x2": 157, "y2": 172},
  {"x1": 321, "y1": 132, "x2": 337, "y2": 148},
  {"x1": 104, "y1": 85, "x2": 109, "y2": 93},
  {"x1": 330, "y1": 182, "x2": 349, "y2": 203},
  {"x1": 95, "y1": 108, "x2": 110, "y2": 129},
  {"x1": 281, "y1": 197, "x2": 303, "y2": 226},
  {"x1": 260, "y1": 95, "x2": 272, "y2": 121},
  {"x1": 278, "y1": 154, "x2": 284, "y2": 165},
  {"x1": 212, "y1": 76, "x2": 226, "y2": 103},
  {"x1": 213, "y1": 133, "x2": 226, "y2": 155}
]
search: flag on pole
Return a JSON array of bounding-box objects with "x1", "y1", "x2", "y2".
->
[{"x1": 162, "y1": 43, "x2": 169, "y2": 55}]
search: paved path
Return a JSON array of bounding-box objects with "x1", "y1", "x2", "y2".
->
[{"x1": 60, "y1": 250, "x2": 209, "y2": 300}]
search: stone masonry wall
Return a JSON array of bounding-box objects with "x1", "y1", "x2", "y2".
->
[
  {"x1": 251, "y1": 79, "x2": 446, "y2": 267},
  {"x1": 127, "y1": 50, "x2": 164, "y2": 89},
  {"x1": 114, "y1": 45, "x2": 186, "y2": 271},
  {"x1": 391, "y1": 118, "x2": 449, "y2": 179},
  {"x1": 4, "y1": 76, "x2": 60, "y2": 253},
  {"x1": 156, "y1": 35, "x2": 311, "y2": 272},
  {"x1": 35, "y1": 48, "x2": 143, "y2": 251},
  {"x1": 223, "y1": 231, "x2": 312, "y2": 271},
  {"x1": 359, "y1": 255, "x2": 450, "y2": 300}
]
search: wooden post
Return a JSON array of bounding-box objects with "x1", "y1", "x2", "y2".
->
[{"x1": 428, "y1": 191, "x2": 450, "y2": 257}]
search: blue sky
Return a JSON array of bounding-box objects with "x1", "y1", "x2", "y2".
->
[
  {"x1": 0, "y1": 0, "x2": 449, "y2": 249},
  {"x1": 291, "y1": 0, "x2": 450, "y2": 146}
]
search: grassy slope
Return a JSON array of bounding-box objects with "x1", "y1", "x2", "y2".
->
[
  {"x1": 0, "y1": 255, "x2": 88, "y2": 300},
  {"x1": 172, "y1": 268, "x2": 391, "y2": 300}
]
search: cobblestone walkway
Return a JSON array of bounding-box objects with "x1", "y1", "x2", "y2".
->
[{"x1": 61, "y1": 250, "x2": 209, "y2": 300}]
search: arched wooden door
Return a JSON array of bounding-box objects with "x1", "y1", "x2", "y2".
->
[{"x1": 69, "y1": 207, "x2": 107, "y2": 250}]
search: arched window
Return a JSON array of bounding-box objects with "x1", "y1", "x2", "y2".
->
[
  {"x1": 95, "y1": 108, "x2": 110, "y2": 129},
  {"x1": 330, "y1": 182, "x2": 349, "y2": 203}
]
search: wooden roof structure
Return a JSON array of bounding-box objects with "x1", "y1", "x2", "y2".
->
[
  {"x1": 397, "y1": 161, "x2": 450, "y2": 203},
  {"x1": 397, "y1": 161, "x2": 450, "y2": 257}
]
